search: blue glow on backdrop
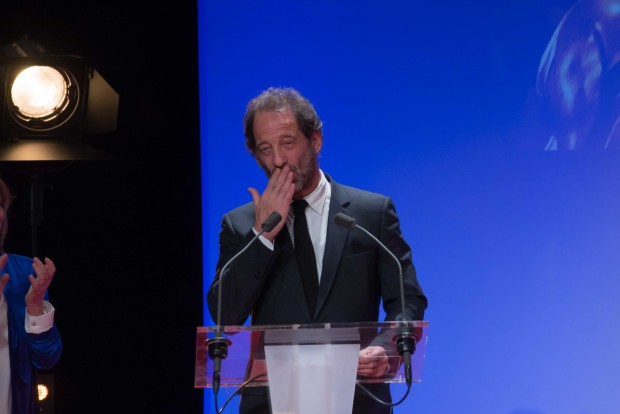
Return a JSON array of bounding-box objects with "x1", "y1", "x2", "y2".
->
[{"x1": 199, "y1": 1, "x2": 620, "y2": 412}]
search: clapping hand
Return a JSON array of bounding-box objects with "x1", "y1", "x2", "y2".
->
[{"x1": 25, "y1": 257, "x2": 56, "y2": 316}]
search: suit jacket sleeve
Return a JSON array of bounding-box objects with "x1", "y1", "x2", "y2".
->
[
  {"x1": 365, "y1": 196, "x2": 427, "y2": 361},
  {"x1": 206, "y1": 206, "x2": 279, "y2": 326},
  {"x1": 378, "y1": 196, "x2": 426, "y2": 322}
]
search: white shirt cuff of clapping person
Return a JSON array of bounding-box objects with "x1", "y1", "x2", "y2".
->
[{"x1": 25, "y1": 300, "x2": 55, "y2": 334}]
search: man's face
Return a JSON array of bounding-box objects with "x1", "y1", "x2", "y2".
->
[{"x1": 253, "y1": 109, "x2": 322, "y2": 197}]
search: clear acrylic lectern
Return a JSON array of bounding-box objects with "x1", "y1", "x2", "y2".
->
[{"x1": 195, "y1": 321, "x2": 428, "y2": 414}]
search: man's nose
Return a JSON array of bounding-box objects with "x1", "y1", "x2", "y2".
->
[{"x1": 273, "y1": 148, "x2": 286, "y2": 168}]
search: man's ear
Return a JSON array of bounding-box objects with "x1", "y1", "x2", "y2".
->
[{"x1": 311, "y1": 130, "x2": 323, "y2": 153}]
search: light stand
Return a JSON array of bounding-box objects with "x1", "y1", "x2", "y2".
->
[
  {"x1": 0, "y1": 37, "x2": 119, "y2": 414},
  {"x1": 28, "y1": 173, "x2": 44, "y2": 257}
]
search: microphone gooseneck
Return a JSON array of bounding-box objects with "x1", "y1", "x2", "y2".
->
[
  {"x1": 214, "y1": 211, "x2": 282, "y2": 336},
  {"x1": 334, "y1": 212, "x2": 415, "y2": 386},
  {"x1": 209, "y1": 211, "x2": 283, "y2": 398}
]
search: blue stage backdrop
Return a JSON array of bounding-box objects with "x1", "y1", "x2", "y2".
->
[{"x1": 199, "y1": 1, "x2": 620, "y2": 412}]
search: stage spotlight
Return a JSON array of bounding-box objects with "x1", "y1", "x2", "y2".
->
[
  {"x1": 36, "y1": 374, "x2": 55, "y2": 414},
  {"x1": 10, "y1": 64, "x2": 76, "y2": 132},
  {"x1": 38, "y1": 383, "x2": 49, "y2": 401},
  {"x1": 0, "y1": 40, "x2": 119, "y2": 161}
]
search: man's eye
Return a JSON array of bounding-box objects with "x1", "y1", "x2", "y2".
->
[{"x1": 259, "y1": 146, "x2": 271, "y2": 154}]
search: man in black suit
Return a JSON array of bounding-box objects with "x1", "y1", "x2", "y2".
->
[{"x1": 207, "y1": 87, "x2": 427, "y2": 413}]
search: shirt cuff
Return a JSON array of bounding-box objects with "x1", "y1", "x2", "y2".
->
[
  {"x1": 253, "y1": 228, "x2": 275, "y2": 251},
  {"x1": 25, "y1": 301, "x2": 55, "y2": 334}
]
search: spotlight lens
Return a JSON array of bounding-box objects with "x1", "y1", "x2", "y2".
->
[{"x1": 11, "y1": 65, "x2": 68, "y2": 119}]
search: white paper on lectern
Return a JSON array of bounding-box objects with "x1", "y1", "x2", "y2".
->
[{"x1": 264, "y1": 343, "x2": 359, "y2": 414}]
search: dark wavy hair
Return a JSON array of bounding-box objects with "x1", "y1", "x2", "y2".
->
[{"x1": 243, "y1": 87, "x2": 323, "y2": 154}]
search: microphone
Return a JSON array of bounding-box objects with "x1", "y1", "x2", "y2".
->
[
  {"x1": 208, "y1": 211, "x2": 283, "y2": 397},
  {"x1": 261, "y1": 211, "x2": 283, "y2": 232},
  {"x1": 334, "y1": 212, "x2": 416, "y2": 386}
]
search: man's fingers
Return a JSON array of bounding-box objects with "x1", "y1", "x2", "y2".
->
[
  {"x1": 357, "y1": 346, "x2": 388, "y2": 377},
  {"x1": 260, "y1": 168, "x2": 294, "y2": 211},
  {"x1": 248, "y1": 187, "x2": 260, "y2": 205},
  {"x1": 266, "y1": 166, "x2": 293, "y2": 196}
]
